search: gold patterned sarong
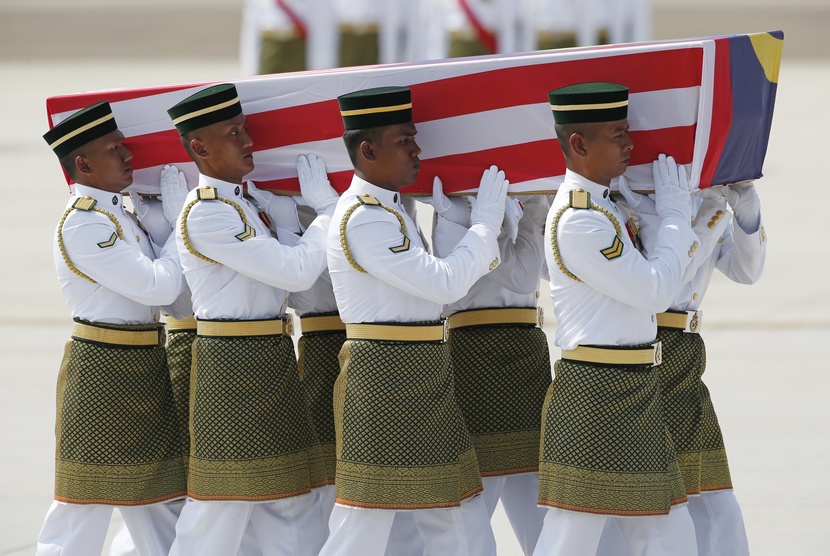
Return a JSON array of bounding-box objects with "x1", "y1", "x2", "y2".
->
[
  {"x1": 449, "y1": 324, "x2": 551, "y2": 476},
  {"x1": 656, "y1": 328, "x2": 732, "y2": 494},
  {"x1": 166, "y1": 329, "x2": 196, "y2": 471},
  {"x1": 297, "y1": 328, "x2": 346, "y2": 484},
  {"x1": 334, "y1": 337, "x2": 482, "y2": 509},
  {"x1": 189, "y1": 334, "x2": 327, "y2": 501},
  {"x1": 55, "y1": 322, "x2": 186, "y2": 505},
  {"x1": 538, "y1": 353, "x2": 687, "y2": 516}
]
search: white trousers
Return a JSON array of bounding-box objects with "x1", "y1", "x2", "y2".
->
[
  {"x1": 167, "y1": 493, "x2": 326, "y2": 556},
  {"x1": 481, "y1": 473, "x2": 547, "y2": 556},
  {"x1": 533, "y1": 504, "x2": 698, "y2": 556},
  {"x1": 596, "y1": 490, "x2": 750, "y2": 556},
  {"x1": 319, "y1": 495, "x2": 497, "y2": 556},
  {"x1": 36, "y1": 499, "x2": 181, "y2": 556}
]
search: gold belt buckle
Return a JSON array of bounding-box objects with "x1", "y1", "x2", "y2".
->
[
  {"x1": 159, "y1": 327, "x2": 167, "y2": 347},
  {"x1": 652, "y1": 341, "x2": 663, "y2": 366},
  {"x1": 283, "y1": 314, "x2": 295, "y2": 337},
  {"x1": 684, "y1": 310, "x2": 702, "y2": 333},
  {"x1": 441, "y1": 319, "x2": 448, "y2": 342},
  {"x1": 537, "y1": 306, "x2": 544, "y2": 327}
]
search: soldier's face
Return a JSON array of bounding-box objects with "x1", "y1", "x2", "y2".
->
[
  {"x1": 75, "y1": 130, "x2": 133, "y2": 193},
  {"x1": 370, "y1": 122, "x2": 421, "y2": 191},
  {"x1": 194, "y1": 113, "x2": 255, "y2": 184},
  {"x1": 584, "y1": 119, "x2": 633, "y2": 185}
]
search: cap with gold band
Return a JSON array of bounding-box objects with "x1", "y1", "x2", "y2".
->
[
  {"x1": 43, "y1": 101, "x2": 119, "y2": 159},
  {"x1": 548, "y1": 82, "x2": 629, "y2": 125},
  {"x1": 167, "y1": 83, "x2": 242, "y2": 136},
  {"x1": 337, "y1": 86, "x2": 412, "y2": 130}
]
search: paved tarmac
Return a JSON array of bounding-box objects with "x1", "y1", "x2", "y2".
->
[{"x1": 0, "y1": 56, "x2": 828, "y2": 555}]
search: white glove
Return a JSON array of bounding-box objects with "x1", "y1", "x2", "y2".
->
[
  {"x1": 502, "y1": 197, "x2": 523, "y2": 239},
  {"x1": 297, "y1": 154, "x2": 339, "y2": 215},
  {"x1": 430, "y1": 176, "x2": 470, "y2": 226},
  {"x1": 159, "y1": 164, "x2": 189, "y2": 230},
  {"x1": 247, "y1": 182, "x2": 303, "y2": 233},
  {"x1": 129, "y1": 192, "x2": 171, "y2": 246},
  {"x1": 653, "y1": 154, "x2": 692, "y2": 222},
  {"x1": 470, "y1": 165, "x2": 509, "y2": 234},
  {"x1": 724, "y1": 181, "x2": 761, "y2": 232},
  {"x1": 618, "y1": 174, "x2": 657, "y2": 216}
]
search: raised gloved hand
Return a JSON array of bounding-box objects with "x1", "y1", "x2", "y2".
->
[
  {"x1": 618, "y1": 174, "x2": 657, "y2": 216},
  {"x1": 247, "y1": 182, "x2": 303, "y2": 233},
  {"x1": 724, "y1": 181, "x2": 761, "y2": 232},
  {"x1": 430, "y1": 176, "x2": 471, "y2": 226},
  {"x1": 470, "y1": 165, "x2": 509, "y2": 234},
  {"x1": 297, "y1": 154, "x2": 339, "y2": 215},
  {"x1": 502, "y1": 197, "x2": 523, "y2": 239},
  {"x1": 653, "y1": 154, "x2": 691, "y2": 222},
  {"x1": 159, "y1": 164, "x2": 189, "y2": 230},
  {"x1": 129, "y1": 192, "x2": 171, "y2": 246}
]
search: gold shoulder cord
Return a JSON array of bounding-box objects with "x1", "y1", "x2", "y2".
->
[
  {"x1": 339, "y1": 201, "x2": 408, "y2": 273},
  {"x1": 180, "y1": 196, "x2": 250, "y2": 265},
  {"x1": 549, "y1": 202, "x2": 624, "y2": 283},
  {"x1": 57, "y1": 206, "x2": 125, "y2": 283}
]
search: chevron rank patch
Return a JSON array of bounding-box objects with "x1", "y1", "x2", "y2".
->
[
  {"x1": 389, "y1": 236, "x2": 410, "y2": 253},
  {"x1": 97, "y1": 232, "x2": 118, "y2": 249},
  {"x1": 235, "y1": 224, "x2": 256, "y2": 241},
  {"x1": 600, "y1": 236, "x2": 624, "y2": 260}
]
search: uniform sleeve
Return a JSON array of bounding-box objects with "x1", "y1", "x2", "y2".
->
[
  {"x1": 346, "y1": 207, "x2": 499, "y2": 305},
  {"x1": 185, "y1": 200, "x2": 328, "y2": 292},
  {"x1": 62, "y1": 212, "x2": 183, "y2": 306},
  {"x1": 559, "y1": 210, "x2": 696, "y2": 313},
  {"x1": 487, "y1": 198, "x2": 546, "y2": 294},
  {"x1": 715, "y1": 216, "x2": 766, "y2": 284}
]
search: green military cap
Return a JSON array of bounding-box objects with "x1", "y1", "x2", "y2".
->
[
  {"x1": 43, "y1": 101, "x2": 119, "y2": 159},
  {"x1": 548, "y1": 82, "x2": 629, "y2": 124},
  {"x1": 337, "y1": 86, "x2": 412, "y2": 130},
  {"x1": 167, "y1": 83, "x2": 242, "y2": 136}
]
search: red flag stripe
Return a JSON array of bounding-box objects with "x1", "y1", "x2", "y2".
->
[
  {"x1": 249, "y1": 126, "x2": 696, "y2": 195},
  {"x1": 699, "y1": 38, "x2": 733, "y2": 188}
]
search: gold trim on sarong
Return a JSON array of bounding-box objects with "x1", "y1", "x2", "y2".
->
[
  {"x1": 538, "y1": 356, "x2": 687, "y2": 515},
  {"x1": 346, "y1": 321, "x2": 446, "y2": 342},
  {"x1": 656, "y1": 328, "x2": 732, "y2": 494},
  {"x1": 447, "y1": 307, "x2": 539, "y2": 329},
  {"x1": 55, "y1": 333, "x2": 186, "y2": 505},
  {"x1": 449, "y1": 324, "x2": 551, "y2": 476},
  {"x1": 334, "y1": 339, "x2": 482, "y2": 509}
]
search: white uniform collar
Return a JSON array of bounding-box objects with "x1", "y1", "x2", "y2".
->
[
  {"x1": 198, "y1": 174, "x2": 245, "y2": 200},
  {"x1": 563, "y1": 169, "x2": 613, "y2": 201},
  {"x1": 348, "y1": 175, "x2": 404, "y2": 207},
  {"x1": 74, "y1": 184, "x2": 124, "y2": 211}
]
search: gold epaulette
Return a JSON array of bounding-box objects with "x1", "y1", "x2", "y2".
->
[
  {"x1": 72, "y1": 197, "x2": 97, "y2": 211},
  {"x1": 569, "y1": 189, "x2": 590, "y2": 209},
  {"x1": 340, "y1": 196, "x2": 409, "y2": 273},
  {"x1": 357, "y1": 194, "x2": 381, "y2": 206},
  {"x1": 196, "y1": 187, "x2": 218, "y2": 200}
]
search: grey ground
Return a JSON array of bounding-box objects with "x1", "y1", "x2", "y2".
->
[{"x1": 0, "y1": 57, "x2": 827, "y2": 555}]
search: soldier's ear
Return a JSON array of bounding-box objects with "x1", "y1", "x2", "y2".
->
[
  {"x1": 189, "y1": 138, "x2": 208, "y2": 160},
  {"x1": 359, "y1": 140, "x2": 375, "y2": 163},
  {"x1": 569, "y1": 132, "x2": 588, "y2": 159},
  {"x1": 75, "y1": 154, "x2": 92, "y2": 177}
]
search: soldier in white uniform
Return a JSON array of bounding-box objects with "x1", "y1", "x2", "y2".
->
[
  {"x1": 535, "y1": 82, "x2": 701, "y2": 555},
  {"x1": 601, "y1": 177, "x2": 766, "y2": 556},
  {"x1": 36, "y1": 102, "x2": 190, "y2": 556},
  {"x1": 429, "y1": 188, "x2": 550, "y2": 555},
  {"x1": 165, "y1": 83, "x2": 340, "y2": 556},
  {"x1": 319, "y1": 85, "x2": 508, "y2": 556}
]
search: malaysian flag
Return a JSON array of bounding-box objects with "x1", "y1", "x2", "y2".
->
[{"x1": 45, "y1": 31, "x2": 783, "y2": 195}]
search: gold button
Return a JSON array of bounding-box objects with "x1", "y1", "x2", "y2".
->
[
  {"x1": 136, "y1": 235, "x2": 141, "y2": 242},
  {"x1": 708, "y1": 222, "x2": 715, "y2": 229},
  {"x1": 693, "y1": 241, "x2": 699, "y2": 249},
  {"x1": 535, "y1": 291, "x2": 540, "y2": 298},
  {"x1": 691, "y1": 215, "x2": 696, "y2": 222},
  {"x1": 716, "y1": 210, "x2": 724, "y2": 217},
  {"x1": 717, "y1": 237, "x2": 724, "y2": 243},
  {"x1": 489, "y1": 258, "x2": 499, "y2": 270},
  {"x1": 693, "y1": 293, "x2": 698, "y2": 300},
  {"x1": 688, "y1": 250, "x2": 694, "y2": 257},
  {"x1": 712, "y1": 215, "x2": 719, "y2": 222}
]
